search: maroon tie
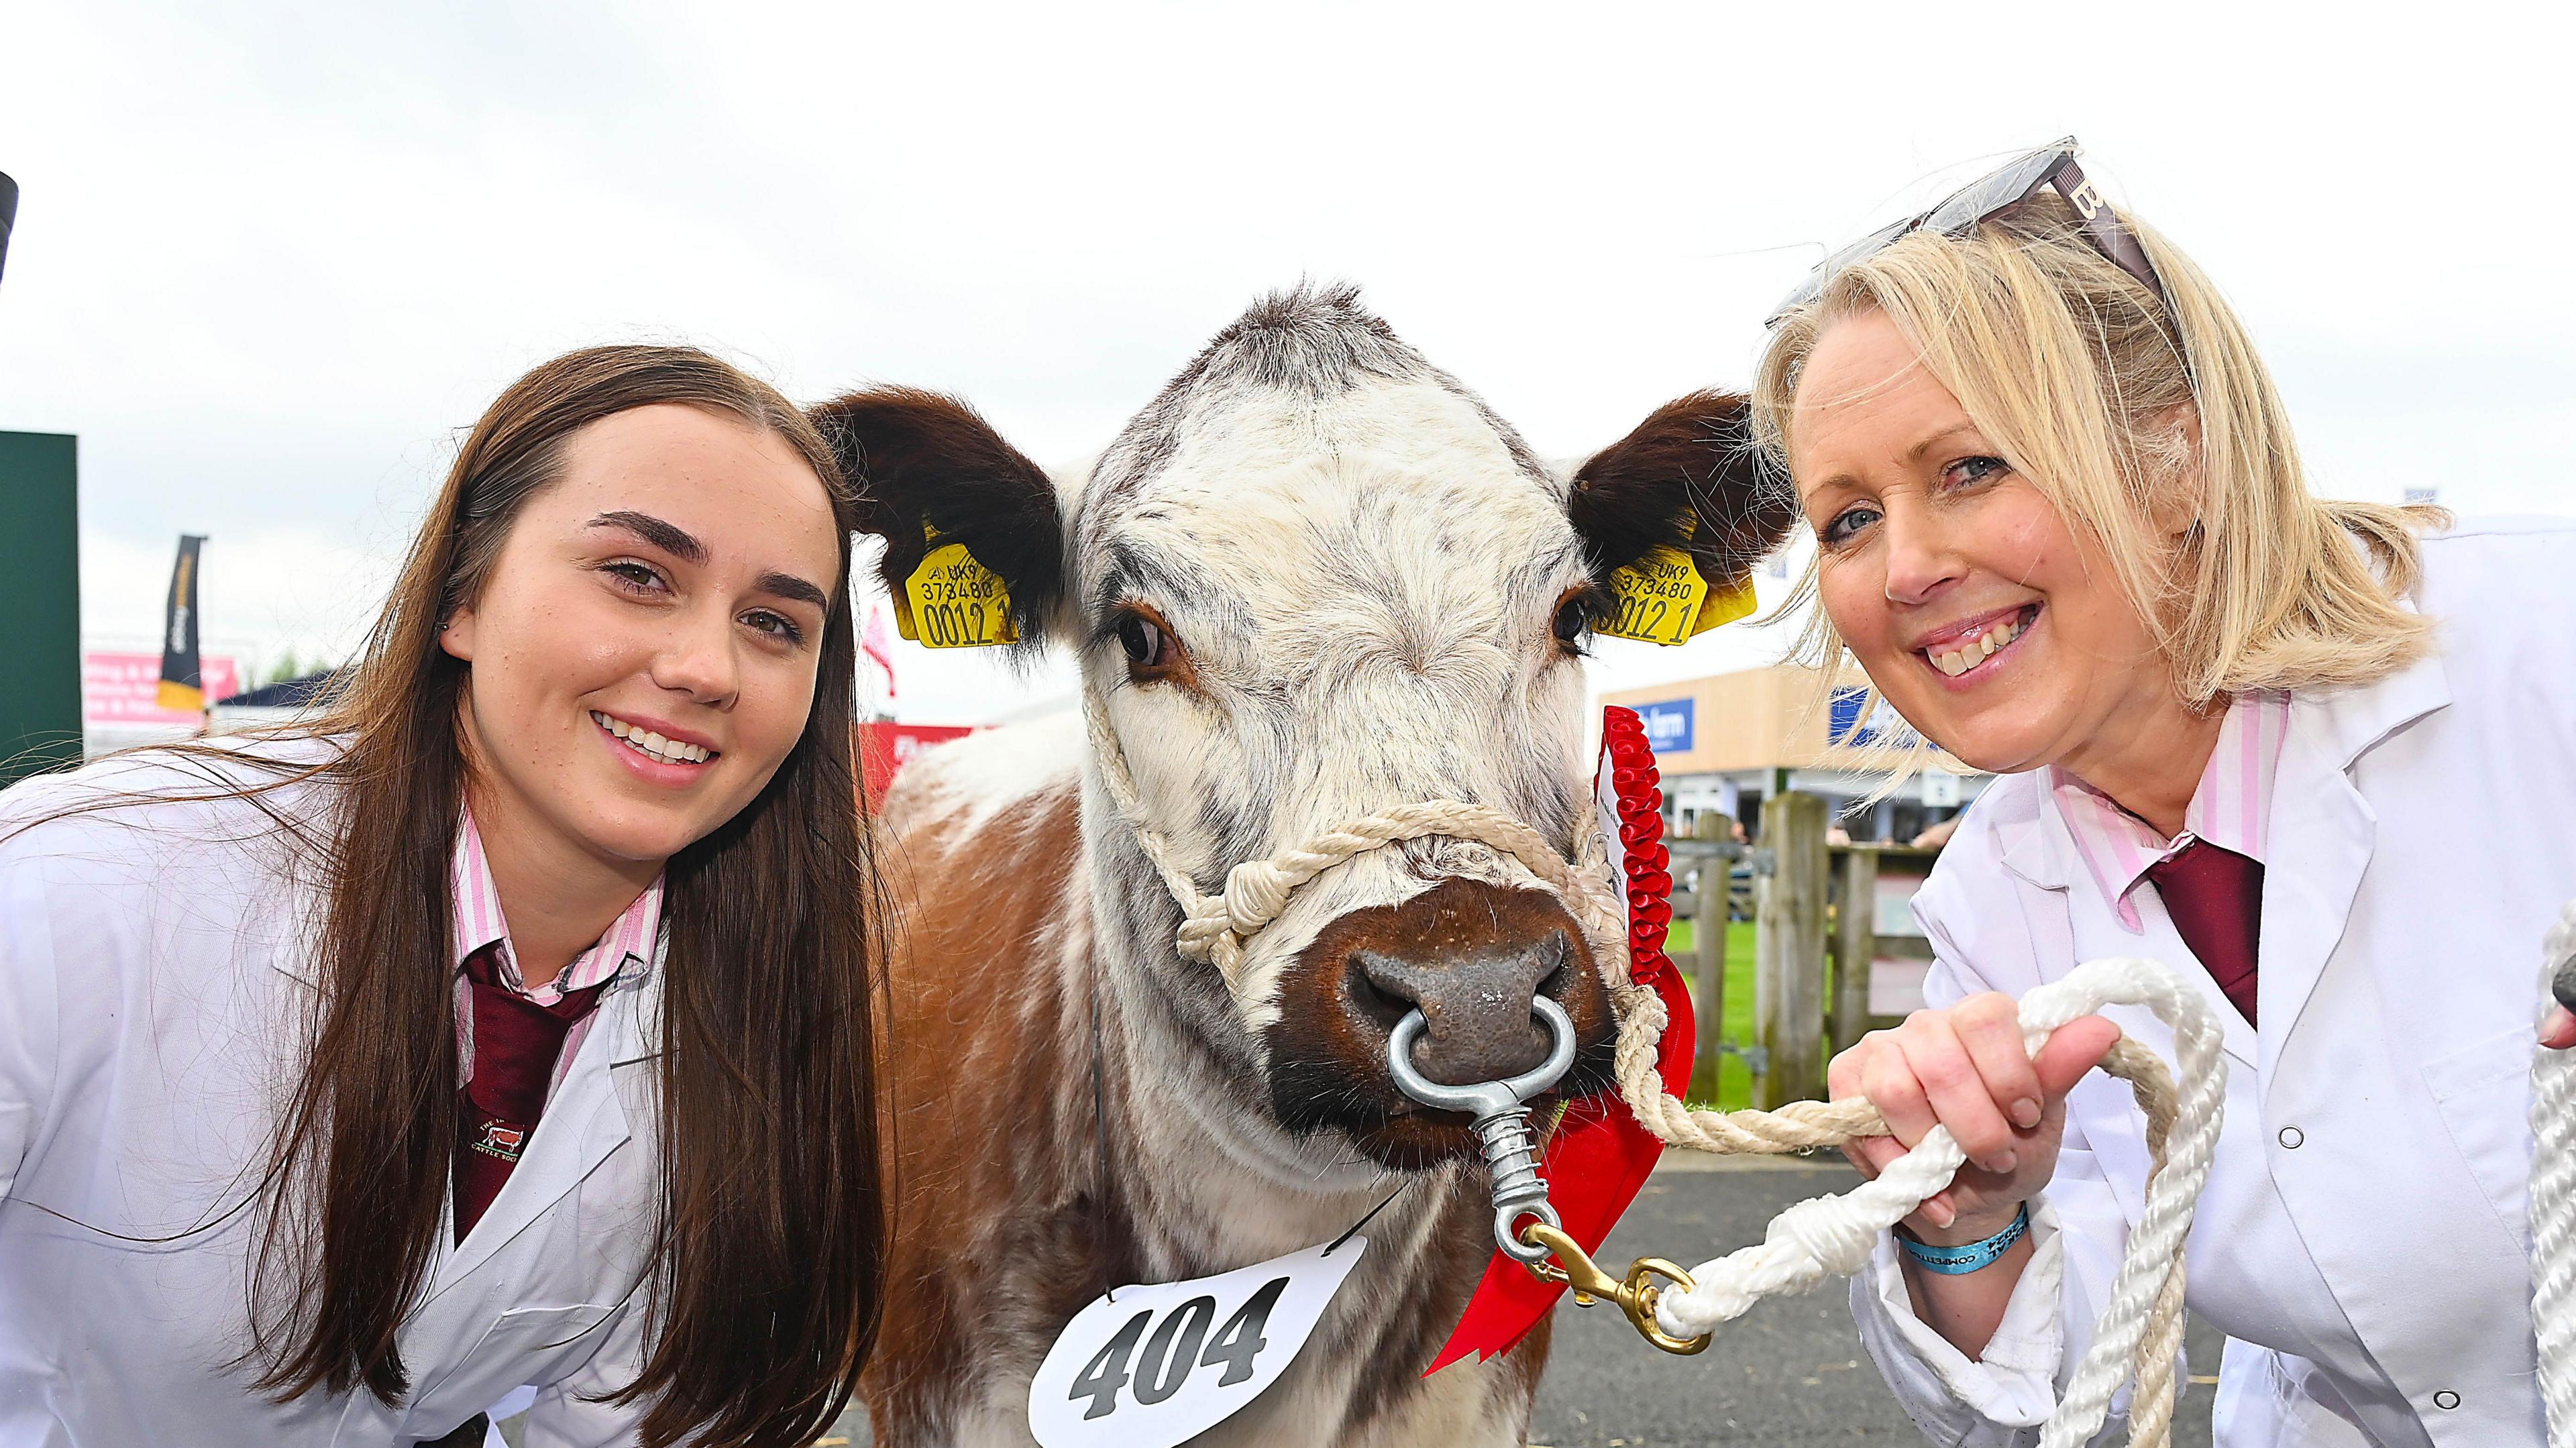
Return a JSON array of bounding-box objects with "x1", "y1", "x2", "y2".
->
[
  {"x1": 2143, "y1": 839, "x2": 2263, "y2": 1025},
  {"x1": 453, "y1": 945, "x2": 610, "y2": 1240}
]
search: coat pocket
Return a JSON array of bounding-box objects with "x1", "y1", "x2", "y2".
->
[{"x1": 2421, "y1": 1025, "x2": 2538, "y2": 1251}]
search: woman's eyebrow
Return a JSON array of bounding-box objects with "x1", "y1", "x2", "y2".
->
[
  {"x1": 1905, "y1": 423, "x2": 1986, "y2": 464},
  {"x1": 757, "y1": 571, "x2": 830, "y2": 609},
  {"x1": 590, "y1": 510, "x2": 826, "y2": 608},
  {"x1": 588, "y1": 510, "x2": 706, "y2": 564}
]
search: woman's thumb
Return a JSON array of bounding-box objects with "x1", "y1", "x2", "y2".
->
[{"x1": 2033, "y1": 1015, "x2": 2123, "y2": 1098}]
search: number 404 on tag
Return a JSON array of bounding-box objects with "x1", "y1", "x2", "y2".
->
[{"x1": 1026, "y1": 1239, "x2": 1368, "y2": 1448}]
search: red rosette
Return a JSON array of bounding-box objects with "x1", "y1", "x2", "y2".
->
[{"x1": 1426, "y1": 705, "x2": 1696, "y2": 1372}]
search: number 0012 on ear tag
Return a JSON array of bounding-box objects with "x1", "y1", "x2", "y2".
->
[
  {"x1": 1027, "y1": 1237, "x2": 1368, "y2": 1448},
  {"x1": 1600, "y1": 547, "x2": 1756, "y2": 647},
  {"x1": 896, "y1": 535, "x2": 1016, "y2": 649}
]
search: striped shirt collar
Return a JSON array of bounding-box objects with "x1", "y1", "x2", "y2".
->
[
  {"x1": 451, "y1": 808, "x2": 664, "y2": 1005},
  {"x1": 2047, "y1": 689, "x2": 2290, "y2": 933}
]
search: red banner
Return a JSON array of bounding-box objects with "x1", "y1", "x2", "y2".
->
[{"x1": 855, "y1": 720, "x2": 975, "y2": 807}]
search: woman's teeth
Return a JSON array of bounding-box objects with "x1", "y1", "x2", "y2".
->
[
  {"x1": 591, "y1": 710, "x2": 712, "y2": 765},
  {"x1": 1929, "y1": 616, "x2": 2025, "y2": 678}
]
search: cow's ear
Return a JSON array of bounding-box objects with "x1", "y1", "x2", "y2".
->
[
  {"x1": 811, "y1": 386, "x2": 1067, "y2": 645},
  {"x1": 1566, "y1": 390, "x2": 1797, "y2": 597}
]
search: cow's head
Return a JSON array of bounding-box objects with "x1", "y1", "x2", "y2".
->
[{"x1": 820, "y1": 285, "x2": 1791, "y2": 1170}]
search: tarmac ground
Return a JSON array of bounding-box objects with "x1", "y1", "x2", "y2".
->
[{"x1": 796, "y1": 1155, "x2": 2221, "y2": 1447}]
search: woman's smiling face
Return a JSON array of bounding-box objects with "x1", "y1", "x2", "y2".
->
[
  {"x1": 1788, "y1": 309, "x2": 2176, "y2": 779},
  {"x1": 440, "y1": 402, "x2": 841, "y2": 870}
]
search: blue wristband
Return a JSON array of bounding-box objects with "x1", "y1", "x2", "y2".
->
[{"x1": 1896, "y1": 1203, "x2": 2031, "y2": 1275}]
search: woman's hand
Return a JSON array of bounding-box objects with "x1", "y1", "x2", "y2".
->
[{"x1": 1827, "y1": 995, "x2": 2121, "y2": 1245}]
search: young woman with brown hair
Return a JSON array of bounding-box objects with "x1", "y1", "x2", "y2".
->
[{"x1": 0, "y1": 345, "x2": 885, "y2": 1445}]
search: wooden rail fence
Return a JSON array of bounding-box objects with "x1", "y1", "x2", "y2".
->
[{"x1": 1659, "y1": 791, "x2": 1942, "y2": 1109}]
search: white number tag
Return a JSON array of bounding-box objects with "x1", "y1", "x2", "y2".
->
[{"x1": 1026, "y1": 1237, "x2": 1368, "y2": 1448}]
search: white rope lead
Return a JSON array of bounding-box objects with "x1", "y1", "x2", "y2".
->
[
  {"x1": 1648, "y1": 957, "x2": 2228, "y2": 1448},
  {"x1": 2532, "y1": 902, "x2": 2576, "y2": 1445}
]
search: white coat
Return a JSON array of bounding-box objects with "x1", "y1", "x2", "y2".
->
[
  {"x1": 0, "y1": 744, "x2": 665, "y2": 1445},
  {"x1": 1849, "y1": 518, "x2": 2576, "y2": 1448}
]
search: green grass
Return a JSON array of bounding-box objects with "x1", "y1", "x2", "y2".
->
[{"x1": 1664, "y1": 917, "x2": 1758, "y2": 1112}]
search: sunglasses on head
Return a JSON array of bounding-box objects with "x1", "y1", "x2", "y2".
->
[{"x1": 1766, "y1": 137, "x2": 2171, "y2": 327}]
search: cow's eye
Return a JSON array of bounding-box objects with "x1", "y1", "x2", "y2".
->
[
  {"x1": 1117, "y1": 613, "x2": 1165, "y2": 667},
  {"x1": 1552, "y1": 594, "x2": 1593, "y2": 650}
]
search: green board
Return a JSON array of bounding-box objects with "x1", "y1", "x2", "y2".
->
[{"x1": 0, "y1": 432, "x2": 82, "y2": 785}]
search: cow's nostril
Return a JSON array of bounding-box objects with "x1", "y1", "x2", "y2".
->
[{"x1": 1346, "y1": 952, "x2": 1413, "y2": 1023}]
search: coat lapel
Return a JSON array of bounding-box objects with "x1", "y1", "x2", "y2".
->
[
  {"x1": 2016, "y1": 775, "x2": 2263, "y2": 1070},
  {"x1": 2256, "y1": 653, "x2": 2449, "y2": 1082}
]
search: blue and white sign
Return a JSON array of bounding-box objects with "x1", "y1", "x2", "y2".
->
[
  {"x1": 1827, "y1": 686, "x2": 1923, "y2": 750},
  {"x1": 1635, "y1": 698, "x2": 1695, "y2": 755}
]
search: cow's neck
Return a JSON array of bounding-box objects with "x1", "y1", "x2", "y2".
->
[{"x1": 1079, "y1": 771, "x2": 1430, "y2": 1275}]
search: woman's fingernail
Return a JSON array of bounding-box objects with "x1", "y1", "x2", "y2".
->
[
  {"x1": 1927, "y1": 1201, "x2": 1955, "y2": 1229},
  {"x1": 1984, "y1": 1150, "x2": 2018, "y2": 1175},
  {"x1": 2011, "y1": 1098, "x2": 2041, "y2": 1129}
]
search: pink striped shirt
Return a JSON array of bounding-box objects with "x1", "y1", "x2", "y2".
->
[
  {"x1": 2048, "y1": 690, "x2": 2290, "y2": 932},
  {"x1": 451, "y1": 809, "x2": 664, "y2": 1097}
]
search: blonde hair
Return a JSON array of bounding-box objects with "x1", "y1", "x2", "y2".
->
[{"x1": 1756, "y1": 190, "x2": 2441, "y2": 713}]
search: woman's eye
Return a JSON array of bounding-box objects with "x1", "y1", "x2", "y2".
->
[
  {"x1": 1821, "y1": 504, "x2": 1883, "y2": 545},
  {"x1": 744, "y1": 610, "x2": 806, "y2": 646},
  {"x1": 1551, "y1": 597, "x2": 1592, "y2": 648},
  {"x1": 1943, "y1": 455, "x2": 2010, "y2": 490},
  {"x1": 603, "y1": 561, "x2": 667, "y2": 593},
  {"x1": 1116, "y1": 613, "x2": 1164, "y2": 667}
]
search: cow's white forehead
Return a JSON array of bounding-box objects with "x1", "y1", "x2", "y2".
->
[
  {"x1": 1075, "y1": 283, "x2": 1582, "y2": 627},
  {"x1": 1106, "y1": 375, "x2": 1583, "y2": 624}
]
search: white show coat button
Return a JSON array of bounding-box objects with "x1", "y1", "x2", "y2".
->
[
  {"x1": 2277, "y1": 1126, "x2": 2305, "y2": 1149},
  {"x1": 2433, "y1": 1390, "x2": 2461, "y2": 1410}
]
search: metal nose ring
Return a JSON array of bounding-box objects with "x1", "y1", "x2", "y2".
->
[
  {"x1": 1386, "y1": 997, "x2": 1578, "y2": 1117},
  {"x1": 1387, "y1": 997, "x2": 1578, "y2": 1264}
]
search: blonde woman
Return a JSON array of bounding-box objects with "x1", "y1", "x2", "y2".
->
[{"x1": 1758, "y1": 141, "x2": 2576, "y2": 1446}]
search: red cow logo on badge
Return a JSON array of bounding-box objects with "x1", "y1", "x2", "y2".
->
[{"x1": 474, "y1": 1121, "x2": 527, "y2": 1160}]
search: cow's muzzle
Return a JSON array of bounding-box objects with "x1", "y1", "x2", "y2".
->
[{"x1": 1263, "y1": 878, "x2": 1618, "y2": 1169}]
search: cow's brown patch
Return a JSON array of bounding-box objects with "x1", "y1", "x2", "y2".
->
[
  {"x1": 1265, "y1": 878, "x2": 1617, "y2": 1171},
  {"x1": 860, "y1": 775, "x2": 1142, "y2": 1439}
]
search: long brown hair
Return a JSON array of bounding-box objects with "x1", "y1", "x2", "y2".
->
[{"x1": 212, "y1": 345, "x2": 883, "y2": 1443}]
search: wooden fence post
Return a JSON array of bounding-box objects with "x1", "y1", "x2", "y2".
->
[
  {"x1": 1833, "y1": 846, "x2": 1878, "y2": 1055},
  {"x1": 1690, "y1": 813, "x2": 1732, "y2": 1095},
  {"x1": 1756, "y1": 791, "x2": 1829, "y2": 1108}
]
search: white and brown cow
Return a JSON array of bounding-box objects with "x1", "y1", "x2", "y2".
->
[{"x1": 818, "y1": 284, "x2": 1790, "y2": 1447}]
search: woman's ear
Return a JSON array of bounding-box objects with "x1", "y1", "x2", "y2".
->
[
  {"x1": 809, "y1": 386, "x2": 1069, "y2": 647},
  {"x1": 438, "y1": 608, "x2": 476, "y2": 663},
  {"x1": 2143, "y1": 402, "x2": 2206, "y2": 539},
  {"x1": 1567, "y1": 390, "x2": 1799, "y2": 596}
]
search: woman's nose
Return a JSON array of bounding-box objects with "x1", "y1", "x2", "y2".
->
[
  {"x1": 652, "y1": 609, "x2": 740, "y2": 706},
  {"x1": 1880, "y1": 506, "x2": 1963, "y2": 606}
]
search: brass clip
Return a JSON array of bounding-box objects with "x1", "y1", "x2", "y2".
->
[{"x1": 1517, "y1": 1221, "x2": 1714, "y2": 1356}]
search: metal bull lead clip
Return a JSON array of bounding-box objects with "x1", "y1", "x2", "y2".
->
[
  {"x1": 1386, "y1": 999, "x2": 1578, "y2": 1267},
  {"x1": 1387, "y1": 999, "x2": 1713, "y2": 1356}
]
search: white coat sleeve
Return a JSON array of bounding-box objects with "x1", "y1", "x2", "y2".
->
[
  {"x1": 0, "y1": 840, "x2": 59, "y2": 1201},
  {"x1": 517, "y1": 1299, "x2": 649, "y2": 1448},
  {"x1": 1844, "y1": 928, "x2": 2147, "y2": 1447}
]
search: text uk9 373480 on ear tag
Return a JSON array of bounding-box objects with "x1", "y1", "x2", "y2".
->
[{"x1": 1026, "y1": 1239, "x2": 1369, "y2": 1448}]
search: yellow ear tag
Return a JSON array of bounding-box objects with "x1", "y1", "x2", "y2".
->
[
  {"x1": 1690, "y1": 571, "x2": 1759, "y2": 636},
  {"x1": 1601, "y1": 545, "x2": 1711, "y2": 646},
  {"x1": 896, "y1": 528, "x2": 1016, "y2": 649}
]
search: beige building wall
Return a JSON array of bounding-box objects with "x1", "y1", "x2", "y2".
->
[{"x1": 1599, "y1": 664, "x2": 1884, "y2": 774}]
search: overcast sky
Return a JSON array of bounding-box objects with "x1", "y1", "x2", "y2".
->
[{"x1": 5, "y1": 1, "x2": 2568, "y2": 722}]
